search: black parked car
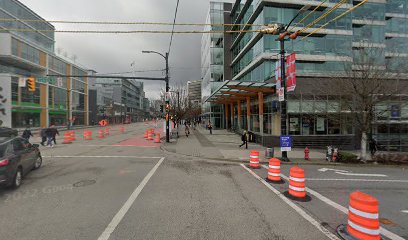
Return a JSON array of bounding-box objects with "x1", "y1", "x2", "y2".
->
[
  {"x1": 0, "y1": 136, "x2": 42, "y2": 189},
  {"x1": 0, "y1": 127, "x2": 18, "y2": 137}
]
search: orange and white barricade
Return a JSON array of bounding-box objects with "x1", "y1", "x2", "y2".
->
[
  {"x1": 249, "y1": 150, "x2": 260, "y2": 168},
  {"x1": 267, "y1": 158, "x2": 281, "y2": 182},
  {"x1": 288, "y1": 166, "x2": 306, "y2": 198},
  {"x1": 154, "y1": 133, "x2": 161, "y2": 143},
  {"x1": 62, "y1": 132, "x2": 72, "y2": 144},
  {"x1": 98, "y1": 129, "x2": 105, "y2": 138}
]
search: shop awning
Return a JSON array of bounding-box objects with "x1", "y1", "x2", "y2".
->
[{"x1": 204, "y1": 80, "x2": 276, "y2": 104}]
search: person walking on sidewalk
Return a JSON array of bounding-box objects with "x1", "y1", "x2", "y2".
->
[
  {"x1": 44, "y1": 127, "x2": 54, "y2": 147},
  {"x1": 239, "y1": 130, "x2": 248, "y2": 149},
  {"x1": 184, "y1": 121, "x2": 190, "y2": 137},
  {"x1": 40, "y1": 128, "x2": 47, "y2": 146},
  {"x1": 21, "y1": 127, "x2": 33, "y2": 142},
  {"x1": 208, "y1": 121, "x2": 213, "y2": 135},
  {"x1": 49, "y1": 125, "x2": 59, "y2": 145}
]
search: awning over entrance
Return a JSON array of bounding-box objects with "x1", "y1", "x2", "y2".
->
[{"x1": 204, "y1": 80, "x2": 276, "y2": 104}]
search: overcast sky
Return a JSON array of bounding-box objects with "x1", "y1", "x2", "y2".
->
[{"x1": 18, "y1": 0, "x2": 215, "y2": 99}]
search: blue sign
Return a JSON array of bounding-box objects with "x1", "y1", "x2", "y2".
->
[
  {"x1": 280, "y1": 135, "x2": 292, "y2": 151},
  {"x1": 391, "y1": 105, "x2": 400, "y2": 119}
]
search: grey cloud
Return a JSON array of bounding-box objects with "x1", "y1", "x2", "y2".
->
[{"x1": 19, "y1": 0, "x2": 209, "y2": 98}]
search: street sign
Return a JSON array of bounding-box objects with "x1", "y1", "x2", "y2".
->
[
  {"x1": 278, "y1": 88, "x2": 284, "y2": 102},
  {"x1": 99, "y1": 119, "x2": 108, "y2": 126},
  {"x1": 280, "y1": 135, "x2": 292, "y2": 152},
  {"x1": 57, "y1": 77, "x2": 63, "y2": 87},
  {"x1": 18, "y1": 78, "x2": 26, "y2": 87},
  {"x1": 165, "y1": 93, "x2": 170, "y2": 102}
]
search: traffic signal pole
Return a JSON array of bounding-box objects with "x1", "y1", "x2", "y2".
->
[
  {"x1": 279, "y1": 38, "x2": 288, "y2": 161},
  {"x1": 165, "y1": 52, "x2": 170, "y2": 143}
]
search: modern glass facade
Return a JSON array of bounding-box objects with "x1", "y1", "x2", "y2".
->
[
  {"x1": 0, "y1": 0, "x2": 89, "y2": 129},
  {"x1": 201, "y1": 1, "x2": 233, "y2": 129},
  {"x1": 204, "y1": 0, "x2": 408, "y2": 150}
]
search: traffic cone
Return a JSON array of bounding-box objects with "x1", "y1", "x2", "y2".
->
[
  {"x1": 84, "y1": 130, "x2": 92, "y2": 140},
  {"x1": 249, "y1": 150, "x2": 260, "y2": 168},
  {"x1": 62, "y1": 132, "x2": 72, "y2": 144},
  {"x1": 143, "y1": 129, "x2": 148, "y2": 138},
  {"x1": 147, "y1": 131, "x2": 153, "y2": 140},
  {"x1": 288, "y1": 166, "x2": 306, "y2": 198},
  {"x1": 151, "y1": 128, "x2": 155, "y2": 134},
  {"x1": 70, "y1": 131, "x2": 76, "y2": 141},
  {"x1": 154, "y1": 133, "x2": 161, "y2": 143},
  {"x1": 267, "y1": 158, "x2": 281, "y2": 182},
  {"x1": 98, "y1": 129, "x2": 105, "y2": 138},
  {"x1": 337, "y1": 192, "x2": 380, "y2": 240}
]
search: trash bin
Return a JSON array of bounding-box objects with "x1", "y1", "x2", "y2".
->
[
  {"x1": 248, "y1": 131, "x2": 255, "y2": 143},
  {"x1": 265, "y1": 147, "x2": 274, "y2": 158}
]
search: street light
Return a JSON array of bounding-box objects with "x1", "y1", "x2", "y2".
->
[
  {"x1": 169, "y1": 90, "x2": 180, "y2": 138},
  {"x1": 262, "y1": 6, "x2": 309, "y2": 162},
  {"x1": 142, "y1": 50, "x2": 170, "y2": 143}
]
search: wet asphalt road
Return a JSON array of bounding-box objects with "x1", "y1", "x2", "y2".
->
[{"x1": 0, "y1": 123, "x2": 406, "y2": 240}]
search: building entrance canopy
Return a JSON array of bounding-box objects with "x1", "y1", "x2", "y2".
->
[{"x1": 205, "y1": 80, "x2": 276, "y2": 104}]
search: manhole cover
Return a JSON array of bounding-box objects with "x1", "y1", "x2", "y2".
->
[{"x1": 73, "y1": 180, "x2": 96, "y2": 188}]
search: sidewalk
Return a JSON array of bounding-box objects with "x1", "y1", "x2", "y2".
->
[{"x1": 162, "y1": 126, "x2": 332, "y2": 165}]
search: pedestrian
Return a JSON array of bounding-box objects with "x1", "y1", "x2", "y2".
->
[
  {"x1": 49, "y1": 125, "x2": 59, "y2": 145},
  {"x1": 21, "y1": 127, "x2": 33, "y2": 142},
  {"x1": 239, "y1": 130, "x2": 248, "y2": 149},
  {"x1": 40, "y1": 128, "x2": 47, "y2": 146},
  {"x1": 45, "y1": 127, "x2": 54, "y2": 147},
  {"x1": 369, "y1": 138, "x2": 378, "y2": 157},
  {"x1": 185, "y1": 124, "x2": 190, "y2": 137},
  {"x1": 208, "y1": 121, "x2": 213, "y2": 135}
]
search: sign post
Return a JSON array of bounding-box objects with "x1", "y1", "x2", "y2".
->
[{"x1": 280, "y1": 135, "x2": 292, "y2": 152}]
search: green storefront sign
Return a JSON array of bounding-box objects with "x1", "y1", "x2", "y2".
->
[{"x1": 37, "y1": 76, "x2": 57, "y2": 85}]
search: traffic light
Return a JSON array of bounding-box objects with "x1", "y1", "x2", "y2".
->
[
  {"x1": 160, "y1": 105, "x2": 163, "y2": 113},
  {"x1": 27, "y1": 77, "x2": 36, "y2": 92}
]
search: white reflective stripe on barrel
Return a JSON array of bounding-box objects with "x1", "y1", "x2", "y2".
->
[
  {"x1": 268, "y1": 165, "x2": 280, "y2": 169},
  {"x1": 289, "y1": 185, "x2": 305, "y2": 192},
  {"x1": 290, "y1": 176, "x2": 305, "y2": 182},
  {"x1": 250, "y1": 156, "x2": 259, "y2": 159},
  {"x1": 348, "y1": 220, "x2": 380, "y2": 236},
  {"x1": 268, "y1": 172, "x2": 280, "y2": 177},
  {"x1": 349, "y1": 206, "x2": 379, "y2": 219},
  {"x1": 250, "y1": 161, "x2": 259, "y2": 164}
]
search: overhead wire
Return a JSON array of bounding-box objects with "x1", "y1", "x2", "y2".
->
[
  {"x1": 298, "y1": 0, "x2": 347, "y2": 34},
  {"x1": 168, "y1": 0, "x2": 180, "y2": 55},
  {"x1": 0, "y1": 18, "x2": 264, "y2": 27},
  {"x1": 302, "y1": 0, "x2": 368, "y2": 40},
  {"x1": 288, "y1": 0, "x2": 330, "y2": 32}
]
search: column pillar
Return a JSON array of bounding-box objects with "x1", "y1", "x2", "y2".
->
[
  {"x1": 246, "y1": 97, "x2": 251, "y2": 131},
  {"x1": 237, "y1": 100, "x2": 241, "y2": 130},
  {"x1": 225, "y1": 103, "x2": 229, "y2": 129},
  {"x1": 40, "y1": 83, "x2": 48, "y2": 128},
  {"x1": 230, "y1": 103, "x2": 234, "y2": 129},
  {"x1": 258, "y1": 92, "x2": 264, "y2": 135}
]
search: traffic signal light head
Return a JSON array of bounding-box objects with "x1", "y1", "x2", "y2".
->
[{"x1": 27, "y1": 77, "x2": 36, "y2": 92}]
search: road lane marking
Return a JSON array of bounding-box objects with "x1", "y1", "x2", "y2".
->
[
  {"x1": 98, "y1": 157, "x2": 165, "y2": 240},
  {"x1": 318, "y1": 168, "x2": 349, "y2": 173},
  {"x1": 43, "y1": 156, "x2": 162, "y2": 159},
  {"x1": 401, "y1": 210, "x2": 408, "y2": 214},
  {"x1": 261, "y1": 165, "x2": 405, "y2": 240},
  {"x1": 241, "y1": 164, "x2": 340, "y2": 240},
  {"x1": 306, "y1": 178, "x2": 408, "y2": 183},
  {"x1": 74, "y1": 145, "x2": 158, "y2": 148},
  {"x1": 335, "y1": 172, "x2": 387, "y2": 177}
]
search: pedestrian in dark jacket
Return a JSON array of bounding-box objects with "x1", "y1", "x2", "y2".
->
[
  {"x1": 45, "y1": 127, "x2": 55, "y2": 147},
  {"x1": 239, "y1": 130, "x2": 248, "y2": 149},
  {"x1": 208, "y1": 121, "x2": 213, "y2": 135},
  {"x1": 49, "y1": 125, "x2": 59, "y2": 145},
  {"x1": 21, "y1": 127, "x2": 33, "y2": 141},
  {"x1": 369, "y1": 138, "x2": 378, "y2": 157},
  {"x1": 40, "y1": 128, "x2": 47, "y2": 146}
]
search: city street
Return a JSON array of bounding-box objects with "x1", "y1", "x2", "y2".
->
[{"x1": 0, "y1": 123, "x2": 406, "y2": 240}]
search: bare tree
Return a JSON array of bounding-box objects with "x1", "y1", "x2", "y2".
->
[{"x1": 325, "y1": 46, "x2": 408, "y2": 160}]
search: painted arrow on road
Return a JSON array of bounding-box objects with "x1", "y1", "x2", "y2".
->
[{"x1": 318, "y1": 168, "x2": 387, "y2": 177}]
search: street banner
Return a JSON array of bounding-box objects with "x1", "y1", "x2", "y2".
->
[
  {"x1": 280, "y1": 135, "x2": 292, "y2": 152},
  {"x1": 278, "y1": 88, "x2": 284, "y2": 102},
  {"x1": 275, "y1": 60, "x2": 281, "y2": 93},
  {"x1": 18, "y1": 77, "x2": 26, "y2": 87},
  {"x1": 286, "y1": 52, "x2": 296, "y2": 92}
]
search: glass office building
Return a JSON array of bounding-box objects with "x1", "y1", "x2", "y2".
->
[
  {"x1": 201, "y1": 1, "x2": 233, "y2": 129},
  {"x1": 204, "y1": 0, "x2": 408, "y2": 151},
  {"x1": 0, "y1": 0, "x2": 89, "y2": 129}
]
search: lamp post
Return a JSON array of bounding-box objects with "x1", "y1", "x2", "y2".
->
[
  {"x1": 142, "y1": 50, "x2": 170, "y2": 143},
  {"x1": 262, "y1": 7, "x2": 308, "y2": 162}
]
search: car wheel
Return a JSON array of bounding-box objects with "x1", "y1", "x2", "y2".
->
[
  {"x1": 11, "y1": 168, "x2": 23, "y2": 189},
  {"x1": 33, "y1": 155, "x2": 42, "y2": 170}
]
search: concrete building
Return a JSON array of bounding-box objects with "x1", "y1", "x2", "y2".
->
[
  {"x1": 95, "y1": 79, "x2": 147, "y2": 123},
  {"x1": 203, "y1": 0, "x2": 408, "y2": 151},
  {"x1": 187, "y1": 80, "x2": 202, "y2": 106},
  {"x1": 0, "y1": 0, "x2": 90, "y2": 128}
]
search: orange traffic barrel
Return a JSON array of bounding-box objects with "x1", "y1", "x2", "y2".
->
[
  {"x1": 143, "y1": 130, "x2": 148, "y2": 138},
  {"x1": 105, "y1": 128, "x2": 110, "y2": 136},
  {"x1": 84, "y1": 130, "x2": 92, "y2": 140},
  {"x1": 98, "y1": 129, "x2": 105, "y2": 138},
  {"x1": 119, "y1": 126, "x2": 125, "y2": 133},
  {"x1": 154, "y1": 133, "x2": 161, "y2": 143},
  {"x1": 69, "y1": 131, "x2": 76, "y2": 141},
  {"x1": 267, "y1": 158, "x2": 281, "y2": 182},
  {"x1": 337, "y1": 192, "x2": 380, "y2": 240},
  {"x1": 289, "y1": 166, "x2": 306, "y2": 198},
  {"x1": 151, "y1": 128, "x2": 155, "y2": 134},
  {"x1": 62, "y1": 132, "x2": 72, "y2": 144},
  {"x1": 249, "y1": 150, "x2": 260, "y2": 168},
  {"x1": 147, "y1": 132, "x2": 153, "y2": 140}
]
